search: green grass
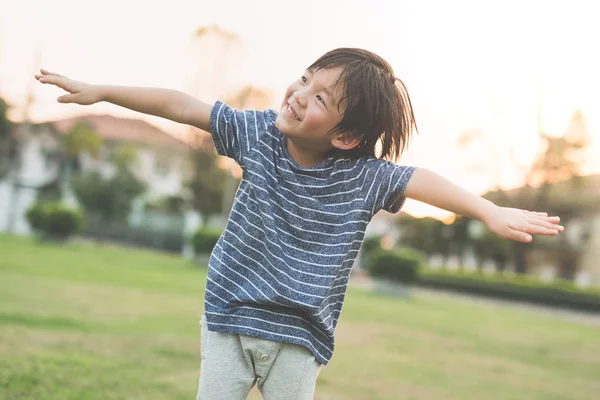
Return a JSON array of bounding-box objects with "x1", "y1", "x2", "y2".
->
[{"x1": 1, "y1": 235, "x2": 599, "y2": 400}]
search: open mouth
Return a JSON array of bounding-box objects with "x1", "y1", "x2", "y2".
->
[{"x1": 286, "y1": 103, "x2": 300, "y2": 121}]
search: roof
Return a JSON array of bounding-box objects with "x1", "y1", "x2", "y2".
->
[{"x1": 48, "y1": 114, "x2": 191, "y2": 149}]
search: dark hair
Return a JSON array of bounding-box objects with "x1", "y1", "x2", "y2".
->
[{"x1": 308, "y1": 48, "x2": 417, "y2": 162}]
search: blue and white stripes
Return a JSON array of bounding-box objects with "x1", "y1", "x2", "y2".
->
[{"x1": 205, "y1": 101, "x2": 414, "y2": 364}]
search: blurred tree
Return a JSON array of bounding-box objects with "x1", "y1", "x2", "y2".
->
[
  {"x1": 185, "y1": 25, "x2": 274, "y2": 225},
  {"x1": 60, "y1": 122, "x2": 103, "y2": 174},
  {"x1": 144, "y1": 194, "x2": 186, "y2": 215},
  {"x1": 0, "y1": 97, "x2": 16, "y2": 179},
  {"x1": 109, "y1": 143, "x2": 137, "y2": 170},
  {"x1": 70, "y1": 145, "x2": 146, "y2": 222},
  {"x1": 471, "y1": 228, "x2": 511, "y2": 272},
  {"x1": 528, "y1": 111, "x2": 594, "y2": 279},
  {"x1": 486, "y1": 110, "x2": 594, "y2": 278},
  {"x1": 397, "y1": 216, "x2": 451, "y2": 263},
  {"x1": 450, "y1": 216, "x2": 471, "y2": 267},
  {"x1": 185, "y1": 25, "x2": 240, "y2": 226},
  {"x1": 61, "y1": 122, "x2": 102, "y2": 160},
  {"x1": 188, "y1": 135, "x2": 228, "y2": 226}
]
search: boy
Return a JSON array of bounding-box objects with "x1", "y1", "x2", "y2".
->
[{"x1": 36, "y1": 47, "x2": 563, "y2": 400}]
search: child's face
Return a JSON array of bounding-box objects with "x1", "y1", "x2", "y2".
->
[{"x1": 276, "y1": 67, "x2": 349, "y2": 152}]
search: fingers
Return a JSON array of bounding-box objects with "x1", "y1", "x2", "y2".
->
[
  {"x1": 524, "y1": 210, "x2": 560, "y2": 222},
  {"x1": 520, "y1": 210, "x2": 562, "y2": 228},
  {"x1": 530, "y1": 226, "x2": 561, "y2": 235},
  {"x1": 35, "y1": 69, "x2": 51, "y2": 79},
  {"x1": 38, "y1": 68, "x2": 64, "y2": 78},
  {"x1": 36, "y1": 74, "x2": 75, "y2": 93},
  {"x1": 513, "y1": 221, "x2": 561, "y2": 236},
  {"x1": 57, "y1": 94, "x2": 79, "y2": 103},
  {"x1": 36, "y1": 74, "x2": 57, "y2": 84},
  {"x1": 510, "y1": 221, "x2": 563, "y2": 240},
  {"x1": 505, "y1": 211, "x2": 565, "y2": 241},
  {"x1": 527, "y1": 217, "x2": 563, "y2": 231},
  {"x1": 35, "y1": 69, "x2": 69, "y2": 87},
  {"x1": 509, "y1": 229, "x2": 532, "y2": 243}
]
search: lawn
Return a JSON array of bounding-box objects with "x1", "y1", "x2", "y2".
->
[{"x1": 1, "y1": 235, "x2": 598, "y2": 400}]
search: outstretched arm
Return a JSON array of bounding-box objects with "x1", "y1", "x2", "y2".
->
[
  {"x1": 403, "y1": 168, "x2": 563, "y2": 243},
  {"x1": 35, "y1": 69, "x2": 213, "y2": 131}
]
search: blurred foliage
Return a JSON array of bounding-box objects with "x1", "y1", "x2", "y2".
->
[
  {"x1": 187, "y1": 136, "x2": 231, "y2": 224},
  {"x1": 0, "y1": 97, "x2": 13, "y2": 139},
  {"x1": 361, "y1": 235, "x2": 383, "y2": 254},
  {"x1": 0, "y1": 97, "x2": 16, "y2": 179},
  {"x1": 109, "y1": 144, "x2": 138, "y2": 170},
  {"x1": 186, "y1": 26, "x2": 273, "y2": 223},
  {"x1": 396, "y1": 216, "x2": 451, "y2": 259},
  {"x1": 360, "y1": 234, "x2": 383, "y2": 266},
  {"x1": 367, "y1": 247, "x2": 423, "y2": 284},
  {"x1": 144, "y1": 195, "x2": 187, "y2": 215},
  {"x1": 396, "y1": 214, "x2": 513, "y2": 273},
  {"x1": 502, "y1": 111, "x2": 593, "y2": 279},
  {"x1": 447, "y1": 110, "x2": 596, "y2": 280},
  {"x1": 25, "y1": 201, "x2": 84, "y2": 240},
  {"x1": 61, "y1": 122, "x2": 103, "y2": 160},
  {"x1": 192, "y1": 227, "x2": 222, "y2": 255},
  {"x1": 419, "y1": 268, "x2": 600, "y2": 312},
  {"x1": 471, "y1": 229, "x2": 511, "y2": 272},
  {"x1": 70, "y1": 145, "x2": 146, "y2": 222},
  {"x1": 71, "y1": 170, "x2": 146, "y2": 223}
]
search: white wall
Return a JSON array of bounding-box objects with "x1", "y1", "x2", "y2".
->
[
  {"x1": 0, "y1": 180, "x2": 12, "y2": 232},
  {"x1": 0, "y1": 180, "x2": 35, "y2": 235},
  {"x1": 136, "y1": 148, "x2": 185, "y2": 199},
  {"x1": 0, "y1": 127, "x2": 61, "y2": 235}
]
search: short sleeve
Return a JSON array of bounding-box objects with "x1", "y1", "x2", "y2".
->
[
  {"x1": 209, "y1": 101, "x2": 273, "y2": 168},
  {"x1": 371, "y1": 162, "x2": 415, "y2": 214}
]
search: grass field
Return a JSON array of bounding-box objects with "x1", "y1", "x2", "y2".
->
[{"x1": 1, "y1": 235, "x2": 599, "y2": 400}]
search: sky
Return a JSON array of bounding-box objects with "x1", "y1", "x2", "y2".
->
[{"x1": 1, "y1": 0, "x2": 599, "y2": 219}]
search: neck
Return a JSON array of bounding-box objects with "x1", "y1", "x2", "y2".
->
[{"x1": 286, "y1": 138, "x2": 329, "y2": 168}]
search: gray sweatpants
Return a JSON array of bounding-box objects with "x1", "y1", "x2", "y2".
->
[{"x1": 197, "y1": 315, "x2": 322, "y2": 400}]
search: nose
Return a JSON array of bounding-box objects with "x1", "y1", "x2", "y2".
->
[{"x1": 293, "y1": 89, "x2": 307, "y2": 108}]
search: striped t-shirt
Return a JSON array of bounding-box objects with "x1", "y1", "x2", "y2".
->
[{"x1": 204, "y1": 101, "x2": 414, "y2": 365}]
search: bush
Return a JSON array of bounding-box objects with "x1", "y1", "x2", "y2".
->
[
  {"x1": 367, "y1": 248, "x2": 423, "y2": 284},
  {"x1": 360, "y1": 235, "x2": 383, "y2": 267},
  {"x1": 25, "y1": 203, "x2": 46, "y2": 231},
  {"x1": 192, "y1": 228, "x2": 222, "y2": 255},
  {"x1": 26, "y1": 202, "x2": 84, "y2": 240},
  {"x1": 362, "y1": 235, "x2": 383, "y2": 255}
]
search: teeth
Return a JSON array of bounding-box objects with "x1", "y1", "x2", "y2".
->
[{"x1": 287, "y1": 104, "x2": 298, "y2": 119}]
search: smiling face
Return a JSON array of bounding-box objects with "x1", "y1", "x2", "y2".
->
[{"x1": 275, "y1": 67, "x2": 358, "y2": 157}]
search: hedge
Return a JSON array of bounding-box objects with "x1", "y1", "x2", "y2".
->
[{"x1": 418, "y1": 269, "x2": 600, "y2": 313}]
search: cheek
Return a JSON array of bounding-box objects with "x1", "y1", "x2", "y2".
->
[{"x1": 302, "y1": 109, "x2": 332, "y2": 132}]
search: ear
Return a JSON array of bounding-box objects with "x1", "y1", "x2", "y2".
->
[{"x1": 330, "y1": 131, "x2": 361, "y2": 151}]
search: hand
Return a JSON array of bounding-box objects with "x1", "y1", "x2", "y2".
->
[
  {"x1": 483, "y1": 206, "x2": 564, "y2": 243},
  {"x1": 35, "y1": 69, "x2": 102, "y2": 105}
]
